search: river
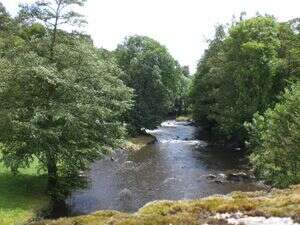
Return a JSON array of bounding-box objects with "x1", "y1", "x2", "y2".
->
[{"x1": 59, "y1": 120, "x2": 263, "y2": 216}]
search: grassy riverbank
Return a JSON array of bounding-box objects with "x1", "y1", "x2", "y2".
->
[
  {"x1": 0, "y1": 135, "x2": 155, "y2": 225},
  {"x1": 34, "y1": 185, "x2": 300, "y2": 225},
  {"x1": 0, "y1": 160, "x2": 48, "y2": 225},
  {"x1": 175, "y1": 115, "x2": 193, "y2": 122},
  {"x1": 122, "y1": 134, "x2": 156, "y2": 151}
]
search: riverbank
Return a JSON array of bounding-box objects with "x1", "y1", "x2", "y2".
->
[
  {"x1": 0, "y1": 160, "x2": 48, "y2": 225},
  {"x1": 34, "y1": 185, "x2": 300, "y2": 225},
  {"x1": 122, "y1": 134, "x2": 156, "y2": 151},
  {"x1": 175, "y1": 115, "x2": 193, "y2": 122},
  {"x1": 0, "y1": 135, "x2": 155, "y2": 225}
]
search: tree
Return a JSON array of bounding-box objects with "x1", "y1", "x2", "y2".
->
[
  {"x1": 0, "y1": 2, "x2": 11, "y2": 31},
  {"x1": 247, "y1": 81, "x2": 300, "y2": 187},
  {"x1": 0, "y1": 40, "x2": 132, "y2": 200},
  {"x1": 0, "y1": 2, "x2": 133, "y2": 201},
  {"x1": 191, "y1": 17, "x2": 282, "y2": 143},
  {"x1": 190, "y1": 25, "x2": 226, "y2": 134},
  {"x1": 274, "y1": 19, "x2": 300, "y2": 96},
  {"x1": 181, "y1": 65, "x2": 190, "y2": 77},
  {"x1": 115, "y1": 35, "x2": 184, "y2": 133},
  {"x1": 18, "y1": 0, "x2": 87, "y2": 59},
  {"x1": 190, "y1": 15, "x2": 300, "y2": 188},
  {"x1": 219, "y1": 16, "x2": 280, "y2": 140}
]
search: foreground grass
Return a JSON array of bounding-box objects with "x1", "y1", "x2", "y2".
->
[
  {"x1": 0, "y1": 161, "x2": 48, "y2": 225},
  {"x1": 35, "y1": 185, "x2": 300, "y2": 225}
]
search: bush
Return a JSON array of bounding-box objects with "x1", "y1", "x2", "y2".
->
[{"x1": 247, "y1": 81, "x2": 300, "y2": 187}]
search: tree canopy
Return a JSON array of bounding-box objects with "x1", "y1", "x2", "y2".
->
[
  {"x1": 191, "y1": 16, "x2": 300, "y2": 143},
  {"x1": 0, "y1": 1, "x2": 132, "y2": 200},
  {"x1": 190, "y1": 15, "x2": 300, "y2": 186},
  {"x1": 115, "y1": 35, "x2": 188, "y2": 133},
  {"x1": 247, "y1": 82, "x2": 300, "y2": 187},
  {"x1": 1, "y1": 1, "x2": 299, "y2": 197}
]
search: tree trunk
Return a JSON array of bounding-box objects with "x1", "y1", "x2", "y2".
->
[
  {"x1": 50, "y1": 17, "x2": 58, "y2": 60},
  {"x1": 47, "y1": 154, "x2": 58, "y2": 200},
  {"x1": 50, "y1": 0, "x2": 62, "y2": 60}
]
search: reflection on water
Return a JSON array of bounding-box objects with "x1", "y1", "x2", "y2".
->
[{"x1": 65, "y1": 120, "x2": 262, "y2": 216}]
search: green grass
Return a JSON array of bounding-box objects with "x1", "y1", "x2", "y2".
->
[{"x1": 0, "y1": 160, "x2": 48, "y2": 225}]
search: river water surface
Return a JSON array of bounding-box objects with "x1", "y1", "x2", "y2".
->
[{"x1": 66, "y1": 120, "x2": 262, "y2": 216}]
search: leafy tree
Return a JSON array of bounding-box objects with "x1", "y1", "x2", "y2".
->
[
  {"x1": 0, "y1": 2, "x2": 133, "y2": 201},
  {"x1": 219, "y1": 16, "x2": 280, "y2": 140},
  {"x1": 0, "y1": 2, "x2": 11, "y2": 31},
  {"x1": 190, "y1": 25, "x2": 226, "y2": 128},
  {"x1": 247, "y1": 82, "x2": 300, "y2": 187},
  {"x1": 115, "y1": 35, "x2": 185, "y2": 133},
  {"x1": 0, "y1": 3, "x2": 29, "y2": 59},
  {"x1": 190, "y1": 15, "x2": 300, "y2": 188},
  {"x1": 181, "y1": 65, "x2": 190, "y2": 77},
  {"x1": 18, "y1": 0, "x2": 87, "y2": 59},
  {"x1": 191, "y1": 17, "x2": 282, "y2": 142},
  {"x1": 174, "y1": 74, "x2": 191, "y2": 115},
  {"x1": 0, "y1": 40, "x2": 132, "y2": 200},
  {"x1": 274, "y1": 19, "x2": 300, "y2": 95}
]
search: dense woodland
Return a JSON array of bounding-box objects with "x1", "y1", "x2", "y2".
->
[
  {"x1": 190, "y1": 16, "x2": 300, "y2": 187},
  {"x1": 115, "y1": 36, "x2": 189, "y2": 133},
  {"x1": 0, "y1": 0, "x2": 299, "y2": 210}
]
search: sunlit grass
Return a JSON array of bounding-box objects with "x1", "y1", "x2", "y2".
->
[{"x1": 0, "y1": 159, "x2": 48, "y2": 225}]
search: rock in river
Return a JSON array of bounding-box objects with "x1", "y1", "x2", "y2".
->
[
  {"x1": 206, "y1": 174, "x2": 217, "y2": 180},
  {"x1": 119, "y1": 188, "x2": 132, "y2": 200},
  {"x1": 226, "y1": 172, "x2": 251, "y2": 181}
]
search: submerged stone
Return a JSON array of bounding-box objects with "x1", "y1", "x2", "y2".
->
[
  {"x1": 206, "y1": 174, "x2": 217, "y2": 179},
  {"x1": 227, "y1": 172, "x2": 251, "y2": 181},
  {"x1": 119, "y1": 188, "x2": 132, "y2": 200}
]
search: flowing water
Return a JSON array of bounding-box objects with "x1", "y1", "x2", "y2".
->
[{"x1": 64, "y1": 120, "x2": 263, "y2": 216}]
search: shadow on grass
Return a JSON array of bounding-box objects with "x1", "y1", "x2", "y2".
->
[{"x1": 0, "y1": 170, "x2": 48, "y2": 225}]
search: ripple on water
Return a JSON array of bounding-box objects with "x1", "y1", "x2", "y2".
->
[{"x1": 63, "y1": 120, "x2": 263, "y2": 216}]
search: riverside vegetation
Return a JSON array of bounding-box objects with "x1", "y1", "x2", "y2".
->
[
  {"x1": 0, "y1": 1, "x2": 299, "y2": 224},
  {"x1": 190, "y1": 16, "x2": 300, "y2": 187},
  {"x1": 0, "y1": 1, "x2": 187, "y2": 224}
]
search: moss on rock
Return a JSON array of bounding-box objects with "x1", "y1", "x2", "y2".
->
[{"x1": 33, "y1": 185, "x2": 300, "y2": 225}]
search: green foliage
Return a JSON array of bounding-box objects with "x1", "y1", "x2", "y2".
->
[
  {"x1": 174, "y1": 74, "x2": 191, "y2": 115},
  {"x1": 0, "y1": 2, "x2": 11, "y2": 31},
  {"x1": 0, "y1": 2, "x2": 133, "y2": 201},
  {"x1": 247, "y1": 82, "x2": 300, "y2": 187},
  {"x1": 219, "y1": 16, "x2": 280, "y2": 139},
  {"x1": 190, "y1": 15, "x2": 300, "y2": 187},
  {"x1": 115, "y1": 35, "x2": 187, "y2": 133},
  {"x1": 190, "y1": 25, "x2": 226, "y2": 129},
  {"x1": 18, "y1": 0, "x2": 87, "y2": 60},
  {"x1": 191, "y1": 16, "x2": 300, "y2": 143},
  {"x1": 274, "y1": 20, "x2": 300, "y2": 94},
  {"x1": 0, "y1": 42, "x2": 132, "y2": 197},
  {"x1": 18, "y1": 0, "x2": 87, "y2": 27}
]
